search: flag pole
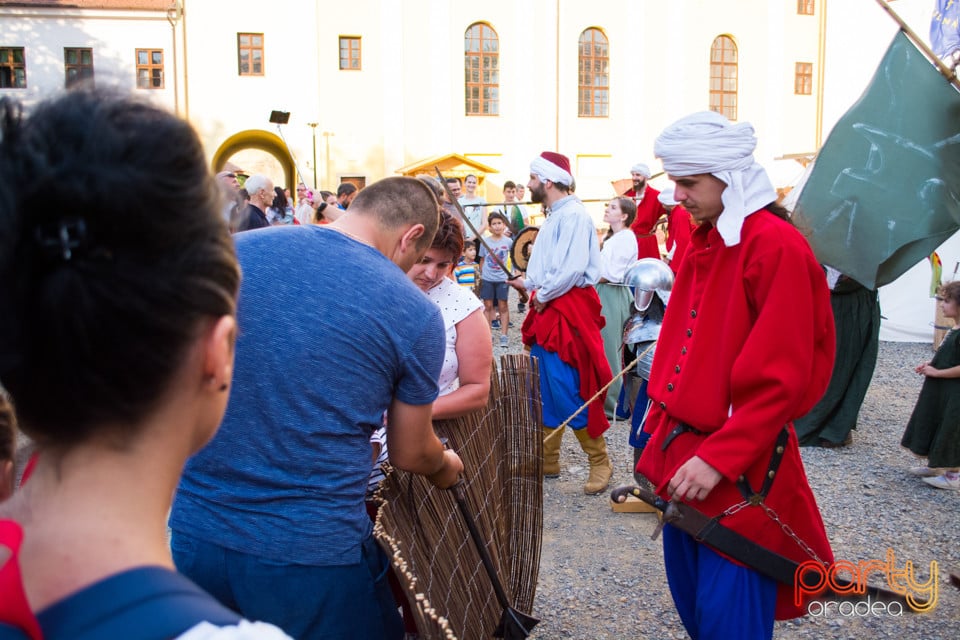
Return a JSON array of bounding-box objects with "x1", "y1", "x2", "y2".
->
[{"x1": 874, "y1": 0, "x2": 960, "y2": 91}]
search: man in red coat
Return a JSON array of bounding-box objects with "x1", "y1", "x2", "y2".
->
[
  {"x1": 636, "y1": 112, "x2": 835, "y2": 639},
  {"x1": 656, "y1": 186, "x2": 695, "y2": 274},
  {"x1": 623, "y1": 163, "x2": 666, "y2": 260}
]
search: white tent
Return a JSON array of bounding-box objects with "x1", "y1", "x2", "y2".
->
[{"x1": 879, "y1": 232, "x2": 960, "y2": 342}]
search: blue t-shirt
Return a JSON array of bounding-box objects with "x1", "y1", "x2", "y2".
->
[
  {"x1": 479, "y1": 234, "x2": 513, "y2": 282},
  {"x1": 170, "y1": 226, "x2": 444, "y2": 566}
]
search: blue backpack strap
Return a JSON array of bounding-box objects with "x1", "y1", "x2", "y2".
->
[
  {"x1": 37, "y1": 567, "x2": 242, "y2": 640},
  {"x1": 0, "y1": 623, "x2": 30, "y2": 640}
]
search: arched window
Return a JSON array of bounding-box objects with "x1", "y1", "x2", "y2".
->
[
  {"x1": 709, "y1": 35, "x2": 738, "y2": 121},
  {"x1": 578, "y1": 28, "x2": 609, "y2": 117},
  {"x1": 465, "y1": 23, "x2": 499, "y2": 116}
]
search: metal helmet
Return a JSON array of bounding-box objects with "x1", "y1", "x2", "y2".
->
[{"x1": 623, "y1": 258, "x2": 674, "y2": 311}]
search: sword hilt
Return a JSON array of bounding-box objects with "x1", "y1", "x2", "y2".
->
[{"x1": 610, "y1": 484, "x2": 669, "y2": 511}]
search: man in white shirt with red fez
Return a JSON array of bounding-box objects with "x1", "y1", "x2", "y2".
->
[
  {"x1": 636, "y1": 112, "x2": 836, "y2": 639},
  {"x1": 514, "y1": 151, "x2": 614, "y2": 495}
]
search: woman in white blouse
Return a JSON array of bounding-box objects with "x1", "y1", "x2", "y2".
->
[
  {"x1": 407, "y1": 211, "x2": 493, "y2": 418},
  {"x1": 597, "y1": 196, "x2": 639, "y2": 419}
]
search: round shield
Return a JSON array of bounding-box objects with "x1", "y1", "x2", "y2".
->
[{"x1": 510, "y1": 226, "x2": 539, "y2": 272}]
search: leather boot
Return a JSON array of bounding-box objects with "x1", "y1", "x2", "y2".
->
[
  {"x1": 574, "y1": 428, "x2": 612, "y2": 495},
  {"x1": 542, "y1": 426, "x2": 564, "y2": 478}
]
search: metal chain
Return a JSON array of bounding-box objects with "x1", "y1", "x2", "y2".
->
[
  {"x1": 758, "y1": 502, "x2": 826, "y2": 565},
  {"x1": 718, "y1": 500, "x2": 827, "y2": 566},
  {"x1": 719, "y1": 500, "x2": 750, "y2": 518}
]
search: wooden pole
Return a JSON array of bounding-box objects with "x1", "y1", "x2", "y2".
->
[{"x1": 874, "y1": 0, "x2": 960, "y2": 92}]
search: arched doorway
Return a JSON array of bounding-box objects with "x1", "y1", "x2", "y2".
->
[{"x1": 212, "y1": 129, "x2": 296, "y2": 190}]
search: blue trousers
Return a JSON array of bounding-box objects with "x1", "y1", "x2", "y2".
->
[
  {"x1": 629, "y1": 379, "x2": 650, "y2": 448},
  {"x1": 171, "y1": 531, "x2": 402, "y2": 640},
  {"x1": 530, "y1": 344, "x2": 588, "y2": 430},
  {"x1": 662, "y1": 524, "x2": 777, "y2": 640}
]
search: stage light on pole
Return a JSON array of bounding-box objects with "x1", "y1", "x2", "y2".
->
[
  {"x1": 268, "y1": 110, "x2": 290, "y2": 124},
  {"x1": 322, "y1": 131, "x2": 335, "y2": 188},
  {"x1": 307, "y1": 122, "x2": 319, "y2": 189},
  {"x1": 268, "y1": 110, "x2": 306, "y2": 189}
]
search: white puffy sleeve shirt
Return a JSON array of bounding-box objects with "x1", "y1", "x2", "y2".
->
[
  {"x1": 524, "y1": 195, "x2": 601, "y2": 303},
  {"x1": 598, "y1": 229, "x2": 639, "y2": 284}
]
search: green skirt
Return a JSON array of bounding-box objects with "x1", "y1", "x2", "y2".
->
[{"x1": 596, "y1": 283, "x2": 633, "y2": 418}]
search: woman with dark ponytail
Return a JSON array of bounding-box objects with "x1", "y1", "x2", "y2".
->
[{"x1": 0, "y1": 88, "x2": 289, "y2": 639}]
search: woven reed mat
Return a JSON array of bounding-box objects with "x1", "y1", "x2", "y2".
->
[{"x1": 373, "y1": 354, "x2": 543, "y2": 640}]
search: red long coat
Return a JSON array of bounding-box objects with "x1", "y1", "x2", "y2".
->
[
  {"x1": 665, "y1": 204, "x2": 694, "y2": 275},
  {"x1": 637, "y1": 209, "x2": 836, "y2": 620},
  {"x1": 625, "y1": 186, "x2": 666, "y2": 260}
]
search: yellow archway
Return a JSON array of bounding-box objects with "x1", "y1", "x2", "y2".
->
[{"x1": 211, "y1": 129, "x2": 296, "y2": 189}]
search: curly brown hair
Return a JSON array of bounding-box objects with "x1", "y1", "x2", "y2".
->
[
  {"x1": 432, "y1": 210, "x2": 464, "y2": 259},
  {"x1": 939, "y1": 281, "x2": 960, "y2": 304}
]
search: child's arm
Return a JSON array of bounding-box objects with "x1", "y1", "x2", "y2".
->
[{"x1": 920, "y1": 363, "x2": 960, "y2": 379}]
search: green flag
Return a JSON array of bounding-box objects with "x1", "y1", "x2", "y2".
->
[{"x1": 794, "y1": 31, "x2": 960, "y2": 290}]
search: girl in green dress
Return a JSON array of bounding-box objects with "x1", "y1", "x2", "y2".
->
[{"x1": 902, "y1": 281, "x2": 960, "y2": 489}]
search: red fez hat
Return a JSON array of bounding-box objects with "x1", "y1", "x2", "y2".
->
[{"x1": 540, "y1": 151, "x2": 571, "y2": 175}]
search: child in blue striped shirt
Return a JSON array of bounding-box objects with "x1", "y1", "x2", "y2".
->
[{"x1": 454, "y1": 244, "x2": 479, "y2": 294}]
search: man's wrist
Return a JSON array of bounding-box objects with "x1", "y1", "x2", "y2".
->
[{"x1": 425, "y1": 450, "x2": 448, "y2": 480}]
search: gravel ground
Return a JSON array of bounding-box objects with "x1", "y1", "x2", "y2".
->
[{"x1": 495, "y1": 293, "x2": 959, "y2": 640}]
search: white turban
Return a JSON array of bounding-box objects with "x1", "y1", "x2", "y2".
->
[
  {"x1": 530, "y1": 152, "x2": 573, "y2": 186},
  {"x1": 630, "y1": 163, "x2": 652, "y2": 178},
  {"x1": 654, "y1": 111, "x2": 777, "y2": 246},
  {"x1": 657, "y1": 187, "x2": 678, "y2": 207}
]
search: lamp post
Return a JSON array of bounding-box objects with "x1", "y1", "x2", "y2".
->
[
  {"x1": 307, "y1": 122, "x2": 318, "y2": 189},
  {"x1": 322, "y1": 131, "x2": 335, "y2": 188}
]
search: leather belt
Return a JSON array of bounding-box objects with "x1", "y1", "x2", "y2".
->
[{"x1": 661, "y1": 422, "x2": 704, "y2": 451}]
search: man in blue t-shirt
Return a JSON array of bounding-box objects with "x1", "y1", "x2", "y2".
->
[{"x1": 169, "y1": 177, "x2": 463, "y2": 640}]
